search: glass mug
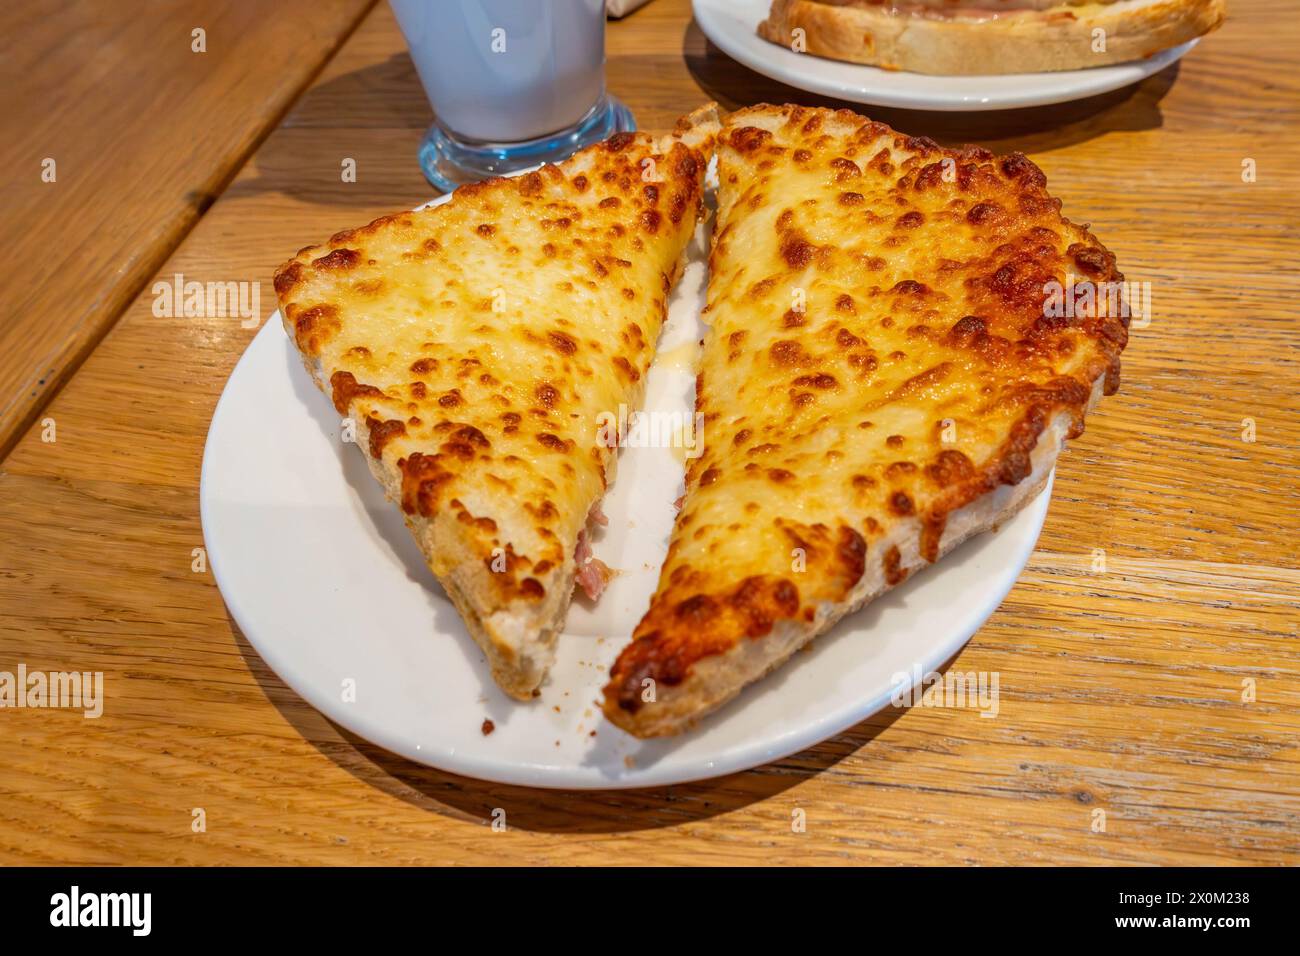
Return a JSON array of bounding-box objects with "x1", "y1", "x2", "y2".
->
[{"x1": 389, "y1": 0, "x2": 635, "y2": 191}]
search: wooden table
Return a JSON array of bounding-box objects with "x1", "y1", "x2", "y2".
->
[{"x1": 1, "y1": 0, "x2": 1296, "y2": 865}]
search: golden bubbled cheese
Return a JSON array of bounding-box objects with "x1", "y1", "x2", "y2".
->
[
  {"x1": 275, "y1": 110, "x2": 716, "y2": 700},
  {"x1": 605, "y1": 104, "x2": 1127, "y2": 736}
]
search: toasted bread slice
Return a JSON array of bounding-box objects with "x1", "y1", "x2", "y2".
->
[
  {"x1": 603, "y1": 104, "x2": 1128, "y2": 736},
  {"x1": 275, "y1": 106, "x2": 718, "y2": 700},
  {"x1": 757, "y1": 0, "x2": 1226, "y2": 75}
]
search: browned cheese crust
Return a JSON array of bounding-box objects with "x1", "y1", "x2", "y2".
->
[
  {"x1": 757, "y1": 0, "x2": 1226, "y2": 75},
  {"x1": 603, "y1": 104, "x2": 1128, "y2": 735},
  {"x1": 274, "y1": 108, "x2": 717, "y2": 699}
]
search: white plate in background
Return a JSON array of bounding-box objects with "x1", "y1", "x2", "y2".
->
[{"x1": 693, "y1": 0, "x2": 1197, "y2": 112}]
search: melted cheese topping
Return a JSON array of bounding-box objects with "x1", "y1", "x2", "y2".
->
[
  {"x1": 275, "y1": 133, "x2": 707, "y2": 607},
  {"x1": 606, "y1": 104, "x2": 1126, "y2": 712}
]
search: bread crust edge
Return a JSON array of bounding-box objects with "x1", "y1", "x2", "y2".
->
[{"x1": 757, "y1": 0, "x2": 1226, "y2": 75}]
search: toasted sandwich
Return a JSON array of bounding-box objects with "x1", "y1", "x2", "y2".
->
[
  {"x1": 757, "y1": 0, "x2": 1226, "y2": 75},
  {"x1": 603, "y1": 104, "x2": 1128, "y2": 736},
  {"x1": 274, "y1": 107, "x2": 717, "y2": 699}
]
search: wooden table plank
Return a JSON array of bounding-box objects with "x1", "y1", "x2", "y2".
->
[
  {"x1": 0, "y1": 0, "x2": 1296, "y2": 865},
  {"x1": 0, "y1": 0, "x2": 376, "y2": 457}
]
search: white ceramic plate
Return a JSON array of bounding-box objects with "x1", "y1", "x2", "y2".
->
[
  {"x1": 693, "y1": 0, "x2": 1198, "y2": 112},
  {"x1": 201, "y1": 190, "x2": 1052, "y2": 789}
]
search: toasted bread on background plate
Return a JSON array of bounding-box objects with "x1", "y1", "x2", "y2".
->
[{"x1": 757, "y1": 0, "x2": 1226, "y2": 75}]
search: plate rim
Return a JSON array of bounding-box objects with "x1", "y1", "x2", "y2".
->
[{"x1": 691, "y1": 0, "x2": 1197, "y2": 112}]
